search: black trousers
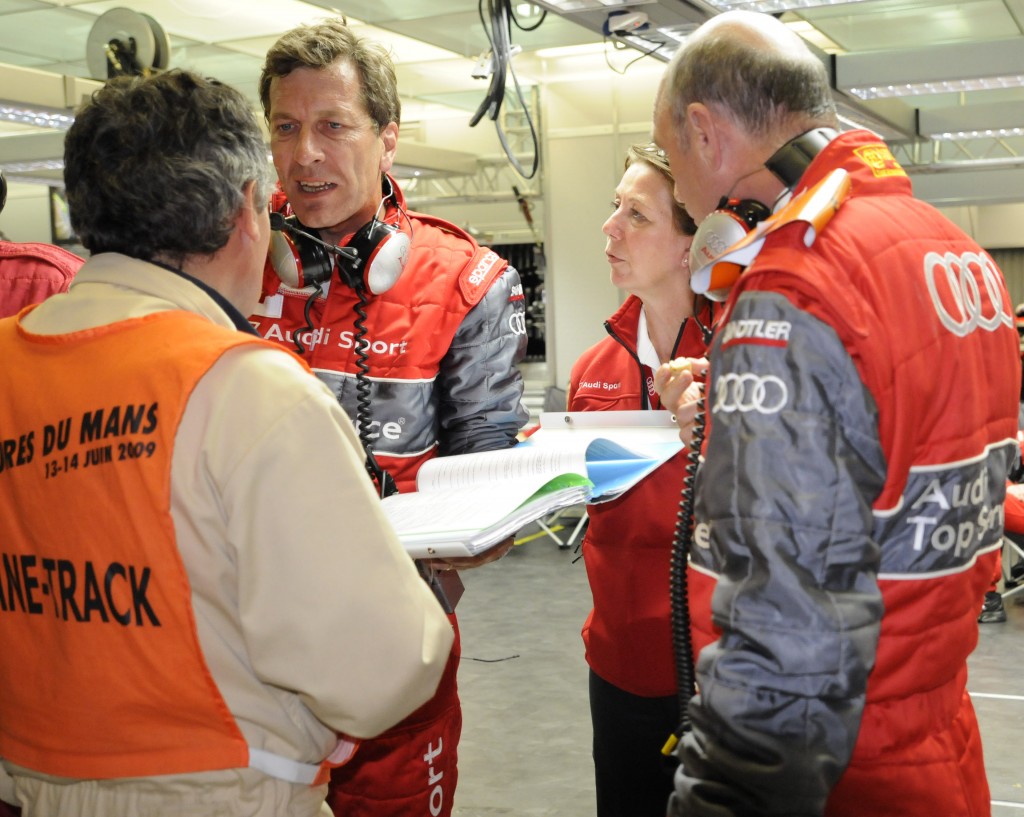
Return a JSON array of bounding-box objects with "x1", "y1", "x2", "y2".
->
[{"x1": 589, "y1": 668, "x2": 680, "y2": 817}]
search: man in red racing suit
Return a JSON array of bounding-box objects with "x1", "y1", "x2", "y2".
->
[
  {"x1": 252, "y1": 19, "x2": 528, "y2": 817},
  {"x1": 654, "y1": 12, "x2": 1021, "y2": 817},
  {"x1": 252, "y1": 179, "x2": 526, "y2": 494}
]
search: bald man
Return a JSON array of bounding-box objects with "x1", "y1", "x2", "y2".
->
[{"x1": 653, "y1": 11, "x2": 1018, "y2": 817}]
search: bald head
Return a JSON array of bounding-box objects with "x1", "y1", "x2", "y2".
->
[
  {"x1": 700, "y1": 11, "x2": 812, "y2": 59},
  {"x1": 658, "y1": 10, "x2": 837, "y2": 144}
]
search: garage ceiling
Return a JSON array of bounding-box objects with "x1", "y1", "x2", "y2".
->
[{"x1": 2, "y1": 0, "x2": 1024, "y2": 204}]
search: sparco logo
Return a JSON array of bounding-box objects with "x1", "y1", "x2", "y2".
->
[
  {"x1": 924, "y1": 250, "x2": 1013, "y2": 337},
  {"x1": 713, "y1": 372, "x2": 788, "y2": 415},
  {"x1": 469, "y1": 251, "x2": 499, "y2": 286}
]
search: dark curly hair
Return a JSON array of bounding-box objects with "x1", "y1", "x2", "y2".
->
[{"x1": 63, "y1": 69, "x2": 273, "y2": 266}]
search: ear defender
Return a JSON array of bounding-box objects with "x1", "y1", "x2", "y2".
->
[
  {"x1": 268, "y1": 213, "x2": 408, "y2": 295},
  {"x1": 688, "y1": 197, "x2": 771, "y2": 301},
  {"x1": 268, "y1": 215, "x2": 334, "y2": 290},
  {"x1": 345, "y1": 218, "x2": 409, "y2": 295}
]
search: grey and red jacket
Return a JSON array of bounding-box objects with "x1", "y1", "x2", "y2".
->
[
  {"x1": 250, "y1": 176, "x2": 528, "y2": 493},
  {"x1": 672, "y1": 130, "x2": 1020, "y2": 817},
  {"x1": 568, "y1": 294, "x2": 711, "y2": 697}
]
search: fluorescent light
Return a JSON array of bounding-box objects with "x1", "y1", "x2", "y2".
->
[
  {"x1": 930, "y1": 127, "x2": 1024, "y2": 141},
  {"x1": 849, "y1": 76, "x2": 1024, "y2": 100},
  {"x1": 0, "y1": 159, "x2": 64, "y2": 173},
  {"x1": 0, "y1": 105, "x2": 74, "y2": 130},
  {"x1": 537, "y1": 0, "x2": 633, "y2": 10},
  {"x1": 703, "y1": 0, "x2": 870, "y2": 13},
  {"x1": 918, "y1": 101, "x2": 1024, "y2": 141},
  {"x1": 836, "y1": 39, "x2": 1024, "y2": 101}
]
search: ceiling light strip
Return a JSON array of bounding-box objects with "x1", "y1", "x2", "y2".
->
[
  {"x1": 0, "y1": 105, "x2": 74, "y2": 130},
  {"x1": 703, "y1": 0, "x2": 871, "y2": 13},
  {"x1": 849, "y1": 76, "x2": 1024, "y2": 100}
]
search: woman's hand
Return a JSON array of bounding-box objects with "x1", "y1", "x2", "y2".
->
[{"x1": 654, "y1": 357, "x2": 709, "y2": 445}]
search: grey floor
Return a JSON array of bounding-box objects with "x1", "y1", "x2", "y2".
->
[{"x1": 452, "y1": 524, "x2": 1024, "y2": 816}]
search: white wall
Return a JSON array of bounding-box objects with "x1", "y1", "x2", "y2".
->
[
  {"x1": 542, "y1": 70, "x2": 663, "y2": 388},
  {"x1": 940, "y1": 203, "x2": 1024, "y2": 249}
]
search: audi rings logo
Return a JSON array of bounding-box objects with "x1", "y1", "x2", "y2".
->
[
  {"x1": 712, "y1": 373, "x2": 788, "y2": 415},
  {"x1": 924, "y1": 251, "x2": 1013, "y2": 338},
  {"x1": 508, "y1": 312, "x2": 527, "y2": 336}
]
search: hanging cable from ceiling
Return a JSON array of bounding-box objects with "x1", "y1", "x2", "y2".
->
[
  {"x1": 601, "y1": 11, "x2": 665, "y2": 74},
  {"x1": 469, "y1": 0, "x2": 543, "y2": 180},
  {"x1": 603, "y1": 35, "x2": 666, "y2": 75}
]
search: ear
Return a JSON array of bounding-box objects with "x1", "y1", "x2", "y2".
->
[
  {"x1": 235, "y1": 180, "x2": 263, "y2": 243},
  {"x1": 678, "y1": 237, "x2": 694, "y2": 281},
  {"x1": 686, "y1": 102, "x2": 723, "y2": 173},
  {"x1": 378, "y1": 121, "x2": 399, "y2": 174}
]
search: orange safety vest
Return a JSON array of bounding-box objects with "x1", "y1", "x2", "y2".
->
[{"x1": 0, "y1": 308, "x2": 352, "y2": 784}]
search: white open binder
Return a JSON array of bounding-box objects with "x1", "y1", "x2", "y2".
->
[{"x1": 380, "y1": 410, "x2": 684, "y2": 559}]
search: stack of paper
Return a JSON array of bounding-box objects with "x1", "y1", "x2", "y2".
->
[{"x1": 381, "y1": 410, "x2": 684, "y2": 558}]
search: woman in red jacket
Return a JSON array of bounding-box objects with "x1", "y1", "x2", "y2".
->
[{"x1": 568, "y1": 143, "x2": 714, "y2": 817}]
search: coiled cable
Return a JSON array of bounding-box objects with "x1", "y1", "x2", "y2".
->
[
  {"x1": 662, "y1": 384, "x2": 706, "y2": 755},
  {"x1": 352, "y1": 285, "x2": 397, "y2": 498},
  {"x1": 293, "y1": 285, "x2": 322, "y2": 355}
]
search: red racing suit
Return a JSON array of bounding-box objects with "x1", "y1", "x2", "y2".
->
[
  {"x1": 0, "y1": 240, "x2": 82, "y2": 318},
  {"x1": 250, "y1": 176, "x2": 528, "y2": 817},
  {"x1": 568, "y1": 294, "x2": 711, "y2": 697},
  {"x1": 671, "y1": 130, "x2": 1021, "y2": 817}
]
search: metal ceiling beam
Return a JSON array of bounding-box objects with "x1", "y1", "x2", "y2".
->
[
  {"x1": 834, "y1": 38, "x2": 1024, "y2": 98},
  {"x1": 400, "y1": 160, "x2": 541, "y2": 207},
  {"x1": 393, "y1": 141, "x2": 480, "y2": 177},
  {"x1": 917, "y1": 101, "x2": 1024, "y2": 140},
  {"x1": 831, "y1": 93, "x2": 918, "y2": 142},
  {"x1": 530, "y1": 0, "x2": 712, "y2": 61},
  {"x1": 0, "y1": 131, "x2": 67, "y2": 164},
  {"x1": 906, "y1": 161, "x2": 1024, "y2": 207},
  {"x1": 0, "y1": 63, "x2": 101, "y2": 112}
]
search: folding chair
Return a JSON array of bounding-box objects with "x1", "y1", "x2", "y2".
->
[
  {"x1": 1002, "y1": 532, "x2": 1024, "y2": 602},
  {"x1": 536, "y1": 505, "x2": 588, "y2": 549}
]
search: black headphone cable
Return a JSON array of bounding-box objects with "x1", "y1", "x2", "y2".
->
[
  {"x1": 662, "y1": 383, "x2": 706, "y2": 757},
  {"x1": 352, "y1": 285, "x2": 398, "y2": 498}
]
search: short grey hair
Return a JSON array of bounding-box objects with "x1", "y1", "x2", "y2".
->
[{"x1": 64, "y1": 69, "x2": 273, "y2": 266}]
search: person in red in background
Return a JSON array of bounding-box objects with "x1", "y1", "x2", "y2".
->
[
  {"x1": 0, "y1": 169, "x2": 82, "y2": 318},
  {"x1": 0, "y1": 170, "x2": 82, "y2": 817},
  {"x1": 980, "y1": 361, "x2": 1024, "y2": 623},
  {"x1": 567, "y1": 143, "x2": 715, "y2": 817},
  {"x1": 251, "y1": 18, "x2": 528, "y2": 817},
  {"x1": 981, "y1": 478, "x2": 1024, "y2": 622}
]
